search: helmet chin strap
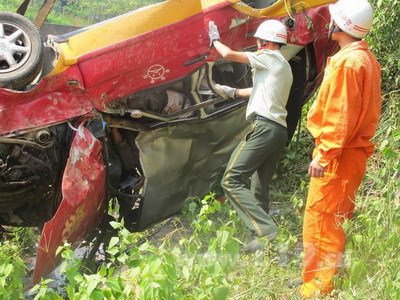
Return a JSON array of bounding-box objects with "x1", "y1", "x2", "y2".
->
[
  {"x1": 328, "y1": 19, "x2": 342, "y2": 40},
  {"x1": 257, "y1": 39, "x2": 267, "y2": 49}
]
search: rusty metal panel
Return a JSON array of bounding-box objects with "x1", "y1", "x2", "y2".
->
[
  {"x1": 34, "y1": 0, "x2": 57, "y2": 29},
  {"x1": 16, "y1": 0, "x2": 31, "y2": 15}
]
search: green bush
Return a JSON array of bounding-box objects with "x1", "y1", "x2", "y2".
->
[
  {"x1": 368, "y1": 0, "x2": 400, "y2": 92},
  {"x1": 0, "y1": 242, "x2": 26, "y2": 300},
  {"x1": 334, "y1": 90, "x2": 400, "y2": 298}
]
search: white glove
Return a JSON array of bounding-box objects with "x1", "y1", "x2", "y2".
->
[
  {"x1": 214, "y1": 84, "x2": 236, "y2": 99},
  {"x1": 208, "y1": 21, "x2": 220, "y2": 47}
]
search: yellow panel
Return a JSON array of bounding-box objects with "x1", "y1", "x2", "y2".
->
[
  {"x1": 48, "y1": 43, "x2": 77, "y2": 76},
  {"x1": 67, "y1": 0, "x2": 203, "y2": 56},
  {"x1": 232, "y1": 0, "x2": 336, "y2": 18},
  {"x1": 201, "y1": 0, "x2": 241, "y2": 9}
]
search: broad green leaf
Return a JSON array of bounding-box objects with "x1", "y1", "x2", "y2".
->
[{"x1": 108, "y1": 237, "x2": 119, "y2": 249}]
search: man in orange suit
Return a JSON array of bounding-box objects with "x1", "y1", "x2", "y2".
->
[{"x1": 300, "y1": 0, "x2": 382, "y2": 297}]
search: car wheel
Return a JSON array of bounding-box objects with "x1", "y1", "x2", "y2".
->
[{"x1": 0, "y1": 12, "x2": 43, "y2": 90}]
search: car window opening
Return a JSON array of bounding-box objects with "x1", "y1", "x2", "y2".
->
[{"x1": 106, "y1": 62, "x2": 251, "y2": 125}]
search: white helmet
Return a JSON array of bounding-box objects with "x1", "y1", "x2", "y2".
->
[
  {"x1": 329, "y1": 0, "x2": 374, "y2": 39},
  {"x1": 254, "y1": 19, "x2": 287, "y2": 45}
]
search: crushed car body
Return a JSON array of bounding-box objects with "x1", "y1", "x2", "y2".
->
[{"x1": 0, "y1": 0, "x2": 337, "y2": 283}]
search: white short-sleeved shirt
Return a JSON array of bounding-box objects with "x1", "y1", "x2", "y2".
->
[{"x1": 245, "y1": 49, "x2": 293, "y2": 127}]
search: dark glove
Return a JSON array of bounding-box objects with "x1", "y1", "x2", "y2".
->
[{"x1": 208, "y1": 21, "x2": 220, "y2": 47}]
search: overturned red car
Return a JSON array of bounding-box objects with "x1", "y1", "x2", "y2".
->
[{"x1": 0, "y1": 0, "x2": 336, "y2": 283}]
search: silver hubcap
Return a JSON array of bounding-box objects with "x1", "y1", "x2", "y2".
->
[{"x1": 0, "y1": 21, "x2": 32, "y2": 74}]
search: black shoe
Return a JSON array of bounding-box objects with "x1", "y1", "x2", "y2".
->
[
  {"x1": 243, "y1": 231, "x2": 279, "y2": 254},
  {"x1": 243, "y1": 237, "x2": 265, "y2": 253}
]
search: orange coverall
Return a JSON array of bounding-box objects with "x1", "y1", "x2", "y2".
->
[{"x1": 301, "y1": 40, "x2": 381, "y2": 296}]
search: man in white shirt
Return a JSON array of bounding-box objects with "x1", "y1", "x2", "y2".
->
[{"x1": 209, "y1": 20, "x2": 293, "y2": 252}]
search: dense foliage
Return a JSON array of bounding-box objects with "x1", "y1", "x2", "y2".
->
[
  {"x1": 0, "y1": 0, "x2": 398, "y2": 299},
  {"x1": 368, "y1": 0, "x2": 400, "y2": 92},
  {"x1": 0, "y1": 0, "x2": 162, "y2": 25}
]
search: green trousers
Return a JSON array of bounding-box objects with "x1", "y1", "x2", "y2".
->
[{"x1": 221, "y1": 118, "x2": 287, "y2": 238}]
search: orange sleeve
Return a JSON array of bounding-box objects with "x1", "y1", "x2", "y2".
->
[{"x1": 316, "y1": 66, "x2": 363, "y2": 166}]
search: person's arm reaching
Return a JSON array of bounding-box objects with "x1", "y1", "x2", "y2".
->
[
  {"x1": 214, "y1": 84, "x2": 252, "y2": 99},
  {"x1": 209, "y1": 21, "x2": 249, "y2": 64},
  {"x1": 213, "y1": 40, "x2": 249, "y2": 64},
  {"x1": 236, "y1": 88, "x2": 252, "y2": 98}
]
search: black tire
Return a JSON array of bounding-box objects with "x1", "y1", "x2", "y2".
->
[{"x1": 0, "y1": 12, "x2": 43, "y2": 90}]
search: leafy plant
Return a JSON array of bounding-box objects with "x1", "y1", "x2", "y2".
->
[
  {"x1": 368, "y1": 0, "x2": 400, "y2": 92},
  {"x1": 0, "y1": 0, "x2": 163, "y2": 26},
  {"x1": 0, "y1": 241, "x2": 26, "y2": 300},
  {"x1": 334, "y1": 91, "x2": 400, "y2": 299}
]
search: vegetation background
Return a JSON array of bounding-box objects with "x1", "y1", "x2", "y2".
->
[
  {"x1": 0, "y1": 0, "x2": 165, "y2": 25},
  {"x1": 0, "y1": 0, "x2": 398, "y2": 299}
]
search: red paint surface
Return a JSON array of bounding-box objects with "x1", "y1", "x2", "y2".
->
[
  {"x1": 0, "y1": 66, "x2": 90, "y2": 134},
  {"x1": 32, "y1": 125, "x2": 106, "y2": 284},
  {"x1": 0, "y1": 4, "x2": 333, "y2": 135}
]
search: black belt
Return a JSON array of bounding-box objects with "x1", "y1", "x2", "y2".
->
[{"x1": 254, "y1": 115, "x2": 269, "y2": 122}]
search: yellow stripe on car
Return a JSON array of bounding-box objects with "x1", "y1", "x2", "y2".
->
[
  {"x1": 50, "y1": 0, "x2": 205, "y2": 75},
  {"x1": 49, "y1": 0, "x2": 335, "y2": 75}
]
